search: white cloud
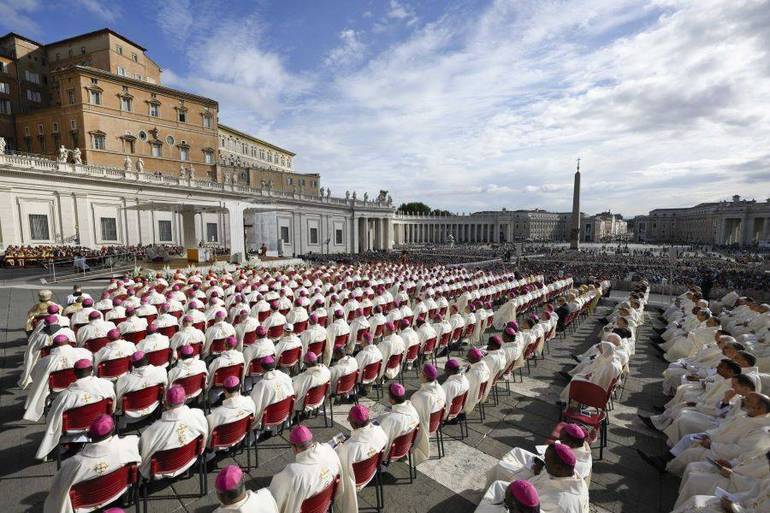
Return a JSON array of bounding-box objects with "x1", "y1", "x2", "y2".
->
[
  {"x1": 324, "y1": 29, "x2": 365, "y2": 68},
  {"x1": 162, "y1": 0, "x2": 770, "y2": 216},
  {"x1": 76, "y1": 0, "x2": 120, "y2": 22},
  {"x1": 0, "y1": 0, "x2": 42, "y2": 35}
]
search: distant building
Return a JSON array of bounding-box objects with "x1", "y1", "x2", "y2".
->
[
  {"x1": 583, "y1": 212, "x2": 628, "y2": 242},
  {"x1": 645, "y1": 195, "x2": 770, "y2": 246}
]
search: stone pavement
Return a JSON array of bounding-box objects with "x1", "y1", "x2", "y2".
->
[{"x1": 0, "y1": 285, "x2": 679, "y2": 512}]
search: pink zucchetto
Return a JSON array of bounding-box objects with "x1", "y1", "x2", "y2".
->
[
  {"x1": 107, "y1": 328, "x2": 121, "y2": 340},
  {"x1": 147, "y1": 322, "x2": 157, "y2": 334},
  {"x1": 399, "y1": 318, "x2": 411, "y2": 329},
  {"x1": 226, "y1": 335, "x2": 238, "y2": 348},
  {"x1": 309, "y1": 314, "x2": 318, "y2": 324},
  {"x1": 182, "y1": 315, "x2": 194, "y2": 324},
  {"x1": 488, "y1": 335, "x2": 502, "y2": 348},
  {"x1": 508, "y1": 480, "x2": 539, "y2": 507},
  {"x1": 215, "y1": 310, "x2": 227, "y2": 320},
  {"x1": 563, "y1": 423, "x2": 586, "y2": 440},
  {"x1": 215, "y1": 464, "x2": 243, "y2": 493},
  {"x1": 103, "y1": 508, "x2": 125, "y2": 513},
  {"x1": 334, "y1": 309, "x2": 344, "y2": 319},
  {"x1": 349, "y1": 405, "x2": 369, "y2": 423},
  {"x1": 166, "y1": 385, "x2": 186, "y2": 406},
  {"x1": 179, "y1": 345, "x2": 194, "y2": 357},
  {"x1": 506, "y1": 321, "x2": 519, "y2": 331},
  {"x1": 553, "y1": 443, "x2": 577, "y2": 467},
  {"x1": 445, "y1": 359, "x2": 460, "y2": 371},
  {"x1": 467, "y1": 347, "x2": 483, "y2": 363},
  {"x1": 47, "y1": 304, "x2": 60, "y2": 314},
  {"x1": 45, "y1": 315, "x2": 59, "y2": 325},
  {"x1": 304, "y1": 351, "x2": 318, "y2": 364},
  {"x1": 422, "y1": 363, "x2": 438, "y2": 381},
  {"x1": 223, "y1": 375, "x2": 240, "y2": 389},
  {"x1": 389, "y1": 382, "x2": 405, "y2": 398},
  {"x1": 362, "y1": 331, "x2": 373, "y2": 342},
  {"x1": 256, "y1": 326, "x2": 267, "y2": 337},
  {"x1": 289, "y1": 425, "x2": 313, "y2": 445},
  {"x1": 87, "y1": 414, "x2": 114, "y2": 438},
  {"x1": 74, "y1": 358, "x2": 92, "y2": 369},
  {"x1": 504, "y1": 326, "x2": 517, "y2": 338},
  {"x1": 261, "y1": 355, "x2": 275, "y2": 366},
  {"x1": 88, "y1": 310, "x2": 101, "y2": 320},
  {"x1": 384, "y1": 321, "x2": 396, "y2": 332},
  {"x1": 131, "y1": 351, "x2": 145, "y2": 363},
  {"x1": 53, "y1": 334, "x2": 70, "y2": 345},
  {"x1": 125, "y1": 307, "x2": 136, "y2": 316},
  {"x1": 82, "y1": 298, "x2": 94, "y2": 307}
]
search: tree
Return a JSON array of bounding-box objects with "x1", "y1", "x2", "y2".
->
[{"x1": 398, "y1": 202, "x2": 432, "y2": 215}]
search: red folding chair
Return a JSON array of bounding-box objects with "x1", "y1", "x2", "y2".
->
[
  {"x1": 242, "y1": 330, "x2": 257, "y2": 346},
  {"x1": 382, "y1": 353, "x2": 404, "y2": 385},
  {"x1": 210, "y1": 415, "x2": 255, "y2": 469},
  {"x1": 278, "y1": 347, "x2": 301, "y2": 374},
  {"x1": 84, "y1": 336, "x2": 110, "y2": 353},
  {"x1": 373, "y1": 324, "x2": 384, "y2": 339},
  {"x1": 437, "y1": 332, "x2": 450, "y2": 355},
  {"x1": 211, "y1": 364, "x2": 245, "y2": 389},
  {"x1": 57, "y1": 398, "x2": 114, "y2": 468},
  {"x1": 404, "y1": 344, "x2": 420, "y2": 373},
  {"x1": 384, "y1": 427, "x2": 420, "y2": 483},
  {"x1": 121, "y1": 384, "x2": 164, "y2": 419},
  {"x1": 329, "y1": 370, "x2": 359, "y2": 425},
  {"x1": 317, "y1": 315, "x2": 328, "y2": 328},
  {"x1": 49, "y1": 367, "x2": 78, "y2": 393},
  {"x1": 421, "y1": 337, "x2": 438, "y2": 364},
  {"x1": 302, "y1": 382, "x2": 330, "y2": 427},
  {"x1": 353, "y1": 451, "x2": 384, "y2": 512},
  {"x1": 208, "y1": 337, "x2": 227, "y2": 356},
  {"x1": 258, "y1": 310, "x2": 270, "y2": 322},
  {"x1": 123, "y1": 331, "x2": 147, "y2": 344},
  {"x1": 307, "y1": 339, "x2": 326, "y2": 359},
  {"x1": 69, "y1": 462, "x2": 139, "y2": 513},
  {"x1": 300, "y1": 475, "x2": 341, "y2": 513},
  {"x1": 428, "y1": 409, "x2": 445, "y2": 458},
  {"x1": 476, "y1": 381, "x2": 489, "y2": 422},
  {"x1": 254, "y1": 396, "x2": 295, "y2": 467},
  {"x1": 294, "y1": 320, "x2": 308, "y2": 334},
  {"x1": 145, "y1": 348, "x2": 172, "y2": 367},
  {"x1": 268, "y1": 325, "x2": 284, "y2": 339},
  {"x1": 172, "y1": 372, "x2": 207, "y2": 402},
  {"x1": 561, "y1": 380, "x2": 609, "y2": 459},
  {"x1": 442, "y1": 391, "x2": 468, "y2": 439},
  {"x1": 97, "y1": 357, "x2": 131, "y2": 379},
  {"x1": 141, "y1": 435, "x2": 206, "y2": 509},
  {"x1": 192, "y1": 321, "x2": 206, "y2": 331},
  {"x1": 333, "y1": 333, "x2": 349, "y2": 350},
  {"x1": 157, "y1": 325, "x2": 178, "y2": 338}
]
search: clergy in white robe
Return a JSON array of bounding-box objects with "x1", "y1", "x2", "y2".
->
[
  {"x1": 205, "y1": 312, "x2": 238, "y2": 356},
  {"x1": 355, "y1": 332, "x2": 383, "y2": 388},
  {"x1": 348, "y1": 312, "x2": 371, "y2": 353},
  {"x1": 75, "y1": 311, "x2": 116, "y2": 348},
  {"x1": 35, "y1": 360, "x2": 116, "y2": 460},
  {"x1": 25, "y1": 289, "x2": 59, "y2": 333},
  {"x1": 410, "y1": 363, "x2": 446, "y2": 464},
  {"x1": 207, "y1": 376, "x2": 257, "y2": 448},
  {"x1": 474, "y1": 479, "x2": 540, "y2": 513},
  {"x1": 214, "y1": 464, "x2": 279, "y2": 513},
  {"x1": 235, "y1": 312, "x2": 260, "y2": 350},
  {"x1": 493, "y1": 294, "x2": 519, "y2": 331},
  {"x1": 207, "y1": 337, "x2": 246, "y2": 390},
  {"x1": 250, "y1": 356, "x2": 295, "y2": 426},
  {"x1": 292, "y1": 352, "x2": 331, "y2": 412},
  {"x1": 326, "y1": 310, "x2": 351, "y2": 355},
  {"x1": 674, "y1": 449, "x2": 770, "y2": 509},
  {"x1": 560, "y1": 342, "x2": 622, "y2": 403},
  {"x1": 671, "y1": 476, "x2": 770, "y2": 513},
  {"x1": 441, "y1": 359, "x2": 470, "y2": 419},
  {"x1": 117, "y1": 308, "x2": 148, "y2": 338},
  {"x1": 377, "y1": 322, "x2": 406, "y2": 380},
  {"x1": 138, "y1": 385, "x2": 208, "y2": 478},
  {"x1": 20, "y1": 316, "x2": 76, "y2": 389},
  {"x1": 168, "y1": 345, "x2": 209, "y2": 399},
  {"x1": 136, "y1": 324, "x2": 171, "y2": 362},
  {"x1": 377, "y1": 383, "x2": 420, "y2": 460},
  {"x1": 300, "y1": 315, "x2": 330, "y2": 365},
  {"x1": 115, "y1": 351, "x2": 168, "y2": 419},
  {"x1": 43, "y1": 415, "x2": 140, "y2": 513},
  {"x1": 667, "y1": 393, "x2": 770, "y2": 475},
  {"x1": 23, "y1": 336, "x2": 93, "y2": 422},
  {"x1": 465, "y1": 347, "x2": 492, "y2": 414},
  {"x1": 169, "y1": 316, "x2": 205, "y2": 355},
  {"x1": 274, "y1": 325, "x2": 303, "y2": 366},
  {"x1": 93, "y1": 328, "x2": 137, "y2": 368},
  {"x1": 329, "y1": 347, "x2": 359, "y2": 394},
  {"x1": 334, "y1": 405, "x2": 389, "y2": 513},
  {"x1": 269, "y1": 425, "x2": 342, "y2": 513},
  {"x1": 483, "y1": 336, "x2": 507, "y2": 385}
]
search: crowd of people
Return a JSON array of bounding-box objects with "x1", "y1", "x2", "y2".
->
[
  {"x1": 21, "y1": 261, "x2": 602, "y2": 512},
  {"x1": 2, "y1": 244, "x2": 185, "y2": 268},
  {"x1": 634, "y1": 287, "x2": 770, "y2": 513}
]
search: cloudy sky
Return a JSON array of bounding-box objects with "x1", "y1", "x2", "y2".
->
[{"x1": 4, "y1": 0, "x2": 769, "y2": 215}]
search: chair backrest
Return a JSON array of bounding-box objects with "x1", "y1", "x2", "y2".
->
[
  {"x1": 422, "y1": 337, "x2": 437, "y2": 354},
  {"x1": 262, "y1": 396, "x2": 295, "y2": 428},
  {"x1": 352, "y1": 451, "x2": 382, "y2": 488},
  {"x1": 569, "y1": 380, "x2": 610, "y2": 410},
  {"x1": 122, "y1": 383, "x2": 164, "y2": 413},
  {"x1": 211, "y1": 415, "x2": 253, "y2": 449},
  {"x1": 97, "y1": 356, "x2": 131, "y2": 379},
  {"x1": 62, "y1": 398, "x2": 114, "y2": 432},
  {"x1": 150, "y1": 435, "x2": 203, "y2": 477},
  {"x1": 307, "y1": 340, "x2": 326, "y2": 358},
  {"x1": 478, "y1": 381, "x2": 488, "y2": 401},
  {"x1": 279, "y1": 347, "x2": 301, "y2": 368},
  {"x1": 84, "y1": 336, "x2": 110, "y2": 353},
  {"x1": 158, "y1": 325, "x2": 178, "y2": 338},
  {"x1": 49, "y1": 367, "x2": 77, "y2": 393},
  {"x1": 212, "y1": 364, "x2": 245, "y2": 388},
  {"x1": 438, "y1": 332, "x2": 450, "y2": 347},
  {"x1": 294, "y1": 320, "x2": 308, "y2": 333},
  {"x1": 192, "y1": 321, "x2": 206, "y2": 331},
  {"x1": 385, "y1": 352, "x2": 403, "y2": 370},
  {"x1": 172, "y1": 372, "x2": 206, "y2": 399},
  {"x1": 446, "y1": 391, "x2": 467, "y2": 420},
  {"x1": 209, "y1": 337, "x2": 227, "y2": 355},
  {"x1": 360, "y1": 361, "x2": 381, "y2": 383},
  {"x1": 303, "y1": 382, "x2": 329, "y2": 410},
  {"x1": 248, "y1": 358, "x2": 266, "y2": 376},
  {"x1": 300, "y1": 475, "x2": 340, "y2": 513},
  {"x1": 334, "y1": 371, "x2": 358, "y2": 396},
  {"x1": 145, "y1": 348, "x2": 172, "y2": 367},
  {"x1": 333, "y1": 333, "x2": 349, "y2": 349},
  {"x1": 373, "y1": 324, "x2": 384, "y2": 338},
  {"x1": 268, "y1": 325, "x2": 284, "y2": 339},
  {"x1": 258, "y1": 310, "x2": 270, "y2": 322},
  {"x1": 424, "y1": 407, "x2": 443, "y2": 435},
  {"x1": 69, "y1": 462, "x2": 138, "y2": 510},
  {"x1": 123, "y1": 330, "x2": 146, "y2": 344},
  {"x1": 405, "y1": 344, "x2": 420, "y2": 362},
  {"x1": 450, "y1": 327, "x2": 463, "y2": 342},
  {"x1": 388, "y1": 426, "x2": 419, "y2": 461},
  {"x1": 242, "y1": 330, "x2": 257, "y2": 346},
  {"x1": 463, "y1": 323, "x2": 476, "y2": 336}
]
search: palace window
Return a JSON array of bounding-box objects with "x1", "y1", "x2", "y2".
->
[
  {"x1": 158, "y1": 220, "x2": 173, "y2": 242},
  {"x1": 150, "y1": 142, "x2": 161, "y2": 157},
  {"x1": 335, "y1": 229, "x2": 343, "y2": 245},
  {"x1": 180, "y1": 147, "x2": 189, "y2": 161},
  {"x1": 91, "y1": 133, "x2": 106, "y2": 150},
  {"x1": 202, "y1": 113, "x2": 212, "y2": 128},
  {"x1": 24, "y1": 70, "x2": 40, "y2": 84},
  {"x1": 67, "y1": 89, "x2": 76, "y2": 104},
  {"x1": 280, "y1": 226, "x2": 290, "y2": 243},
  {"x1": 29, "y1": 214, "x2": 50, "y2": 240},
  {"x1": 117, "y1": 66, "x2": 126, "y2": 76},
  {"x1": 100, "y1": 217, "x2": 118, "y2": 241},
  {"x1": 149, "y1": 103, "x2": 159, "y2": 117},
  {"x1": 89, "y1": 90, "x2": 102, "y2": 105},
  {"x1": 203, "y1": 150, "x2": 214, "y2": 164},
  {"x1": 0, "y1": 100, "x2": 10, "y2": 114},
  {"x1": 206, "y1": 223, "x2": 218, "y2": 242},
  {"x1": 52, "y1": 122, "x2": 59, "y2": 133},
  {"x1": 309, "y1": 227, "x2": 319, "y2": 244},
  {"x1": 120, "y1": 96, "x2": 132, "y2": 111},
  {"x1": 0, "y1": 82, "x2": 8, "y2": 94},
  {"x1": 26, "y1": 89, "x2": 41, "y2": 102}
]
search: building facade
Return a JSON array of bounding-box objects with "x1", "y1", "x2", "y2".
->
[
  {"x1": 645, "y1": 196, "x2": 770, "y2": 246},
  {"x1": 582, "y1": 212, "x2": 628, "y2": 242}
]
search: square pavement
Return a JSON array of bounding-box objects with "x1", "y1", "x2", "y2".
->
[{"x1": 0, "y1": 285, "x2": 679, "y2": 512}]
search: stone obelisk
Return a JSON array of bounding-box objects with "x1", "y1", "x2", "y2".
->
[{"x1": 570, "y1": 158, "x2": 581, "y2": 250}]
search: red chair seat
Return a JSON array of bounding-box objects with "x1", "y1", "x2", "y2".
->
[
  {"x1": 192, "y1": 321, "x2": 206, "y2": 331},
  {"x1": 49, "y1": 368, "x2": 78, "y2": 393},
  {"x1": 69, "y1": 462, "x2": 138, "y2": 510},
  {"x1": 307, "y1": 340, "x2": 326, "y2": 358},
  {"x1": 212, "y1": 364, "x2": 245, "y2": 388},
  {"x1": 172, "y1": 373, "x2": 206, "y2": 400},
  {"x1": 97, "y1": 357, "x2": 131, "y2": 379},
  {"x1": 334, "y1": 371, "x2": 358, "y2": 396},
  {"x1": 211, "y1": 415, "x2": 253, "y2": 450},
  {"x1": 352, "y1": 451, "x2": 382, "y2": 489},
  {"x1": 62, "y1": 398, "x2": 114, "y2": 433},
  {"x1": 334, "y1": 334, "x2": 349, "y2": 349},
  {"x1": 303, "y1": 383, "x2": 329, "y2": 411},
  {"x1": 445, "y1": 392, "x2": 467, "y2": 421},
  {"x1": 242, "y1": 331, "x2": 257, "y2": 346},
  {"x1": 145, "y1": 348, "x2": 172, "y2": 367},
  {"x1": 294, "y1": 320, "x2": 308, "y2": 334},
  {"x1": 84, "y1": 336, "x2": 110, "y2": 353},
  {"x1": 360, "y1": 362, "x2": 381, "y2": 384},
  {"x1": 122, "y1": 384, "x2": 164, "y2": 416},
  {"x1": 158, "y1": 325, "x2": 178, "y2": 337},
  {"x1": 404, "y1": 345, "x2": 419, "y2": 363},
  {"x1": 123, "y1": 330, "x2": 146, "y2": 344},
  {"x1": 300, "y1": 475, "x2": 340, "y2": 513},
  {"x1": 278, "y1": 347, "x2": 301, "y2": 369},
  {"x1": 387, "y1": 427, "x2": 419, "y2": 463},
  {"x1": 260, "y1": 396, "x2": 295, "y2": 430},
  {"x1": 268, "y1": 325, "x2": 284, "y2": 339}
]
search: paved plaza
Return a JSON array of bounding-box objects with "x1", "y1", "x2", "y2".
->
[{"x1": 0, "y1": 284, "x2": 678, "y2": 512}]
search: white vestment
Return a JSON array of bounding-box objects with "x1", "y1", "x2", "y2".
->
[
  {"x1": 115, "y1": 365, "x2": 168, "y2": 417},
  {"x1": 138, "y1": 405, "x2": 208, "y2": 477},
  {"x1": 250, "y1": 370, "x2": 294, "y2": 425},
  {"x1": 292, "y1": 365, "x2": 331, "y2": 411},
  {"x1": 376, "y1": 401, "x2": 420, "y2": 459},
  {"x1": 464, "y1": 361, "x2": 492, "y2": 414},
  {"x1": 377, "y1": 334, "x2": 406, "y2": 379},
  {"x1": 441, "y1": 373, "x2": 470, "y2": 419},
  {"x1": 206, "y1": 392, "x2": 257, "y2": 447},
  {"x1": 354, "y1": 345, "x2": 383, "y2": 382},
  {"x1": 334, "y1": 423, "x2": 389, "y2": 513},
  {"x1": 410, "y1": 381, "x2": 446, "y2": 464},
  {"x1": 23, "y1": 345, "x2": 93, "y2": 422},
  {"x1": 329, "y1": 356, "x2": 359, "y2": 393},
  {"x1": 269, "y1": 442, "x2": 342, "y2": 513},
  {"x1": 213, "y1": 489, "x2": 279, "y2": 513}
]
